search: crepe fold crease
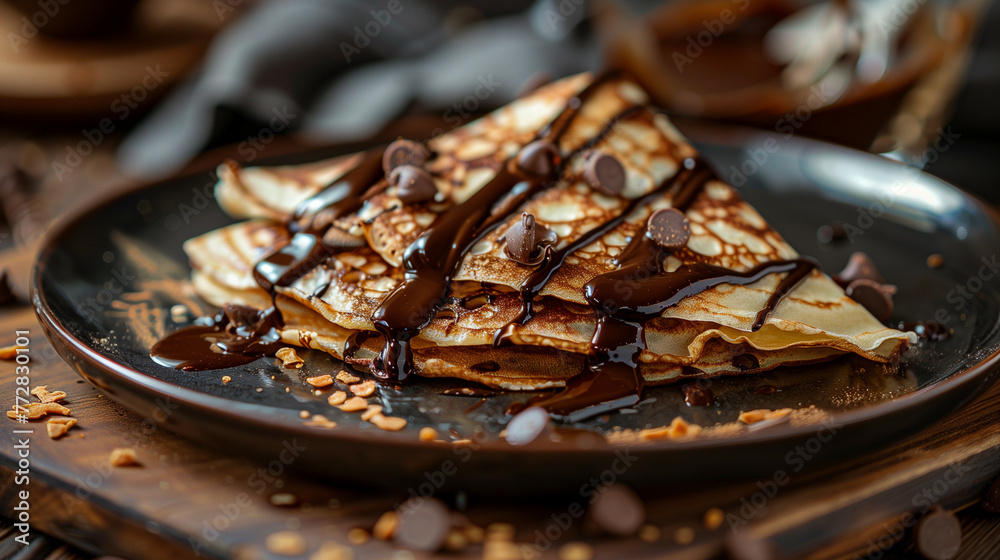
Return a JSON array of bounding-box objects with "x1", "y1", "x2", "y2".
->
[{"x1": 181, "y1": 72, "x2": 913, "y2": 389}]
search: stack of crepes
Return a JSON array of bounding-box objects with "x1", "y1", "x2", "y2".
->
[{"x1": 181, "y1": 72, "x2": 913, "y2": 401}]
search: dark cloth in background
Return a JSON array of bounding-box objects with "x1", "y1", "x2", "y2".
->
[{"x1": 117, "y1": 0, "x2": 999, "y2": 206}]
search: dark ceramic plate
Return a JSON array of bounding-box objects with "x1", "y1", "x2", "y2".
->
[{"x1": 34, "y1": 122, "x2": 1000, "y2": 494}]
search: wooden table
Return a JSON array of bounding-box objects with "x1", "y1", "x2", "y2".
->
[{"x1": 0, "y1": 299, "x2": 998, "y2": 560}]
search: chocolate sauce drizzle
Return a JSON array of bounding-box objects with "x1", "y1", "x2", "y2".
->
[
  {"x1": 152, "y1": 147, "x2": 387, "y2": 370},
  {"x1": 369, "y1": 75, "x2": 616, "y2": 381},
  {"x1": 153, "y1": 72, "x2": 820, "y2": 422},
  {"x1": 510, "y1": 157, "x2": 817, "y2": 420}
]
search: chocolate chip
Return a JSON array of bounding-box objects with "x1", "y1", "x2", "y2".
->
[
  {"x1": 390, "y1": 165, "x2": 437, "y2": 205},
  {"x1": 223, "y1": 303, "x2": 263, "y2": 329},
  {"x1": 915, "y1": 508, "x2": 962, "y2": 560},
  {"x1": 382, "y1": 139, "x2": 429, "y2": 175},
  {"x1": 846, "y1": 278, "x2": 896, "y2": 321},
  {"x1": 504, "y1": 406, "x2": 550, "y2": 445},
  {"x1": 589, "y1": 484, "x2": 645, "y2": 536},
  {"x1": 515, "y1": 139, "x2": 559, "y2": 179},
  {"x1": 816, "y1": 222, "x2": 847, "y2": 244},
  {"x1": 682, "y1": 382, "x2": 714, "y2": 407},
  {"x1": 646, "y1": 208, "x2": 691, "y2": 251},
  {"x1": 394, "y1": 497, "x2": 451, "y2": 552},
  {"x1": 504, "y1": 212, "x2": 557, "y2": 266},
  {"x1": 584, "y1": 151, "x2": 626, "y2": 196},
  {"x1": 834, "y1": 252, "x2": 885, "y2": 287},
  {"x1": 982, "y1": 474, "x2": 1000, "y2": 513},
  {"x1": 733, "y1": 353, "x2": 759, "y2": 371}
]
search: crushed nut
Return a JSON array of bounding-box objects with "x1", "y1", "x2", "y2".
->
[
  {"x1": 349, "y1": 379, "x2": 376, "y2": 397},
  {"x1": 304, "y1": 415, "x2": 338, "y2": 429},
  {"x1": 265, "y1": 530, "x2": 307, "y2": 556},
  {"x1": 370, "y1": 414, "x2": 407, "y2": 431},
  {"x1": 222, "y1": 376, "x2": 232, "y2": 384},
  {"x1": 703, "y1": 508, "x2": 725, "y2": 530},
  {"x1": 419, "y1": 427, "x2": 439, "y2": 442},
  {"x1": 673, "y1": 526, "x2": 696, "y2": 545},
  {"x1": 110, "y1": 447, "x2": 140, "y2": 467},
  {"x1": 360, "y1": 405, "x2": 383, "y2": 422},
  {"x1": 346, "y1": 527, "x2": 370, "y2": 545},
  {"x1": 339, "y1": 397, "x2": 368, "y2": 412},
  {"x1": 309, "y1": 541, "x2": 353, "y2": 560},
  {"x1": 307, "y1": 374, "x2": 335, "y2": 388},
  {"x1": 8, "y1": 402, "x2": 71, "y2": 420},
  {"x1": 47, "y1": 417, "x2": 77, "y2": 439},
  {"x1": 372, "y1": 511, "x2": 398, "y2": 540},
  {"x1": 639, "y1": 417, "x2": 702, "y2": 440},
  {"x1": 558, "y1": 542, "x2": 593, "y2": 560},
  {"x1": 276, "y1": 347, "x2": 305, "y2": 369},
  {"x1": 0, "y1": 345, "x2": 17, "y2": 360},
  {"x1": 328, "y1": 391, "x2": 348, "y2": 406},
  {"x1": 299, "y1": 410, "x2": 311, "y2": 419},
  {"x1": 738, "y1": 408, "x2": 793, "y2": 425},
  {"x1": 336, "y1": 371, "x2": 361, "y2": 384},
  {"x1": 31, "y1": 386, "x2": 67, "y2": 403}
]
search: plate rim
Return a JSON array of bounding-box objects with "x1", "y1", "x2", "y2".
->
[{"x1": 31, "y1": 124, "x2": 1000, "y2": 457}]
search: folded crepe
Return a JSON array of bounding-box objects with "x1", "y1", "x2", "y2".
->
[{"x1": 170, "y1": 72, "x2": 914, "y2": 419}]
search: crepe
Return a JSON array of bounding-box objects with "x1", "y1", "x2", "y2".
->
[{"x1": 175, "y1": 72, "x2": 913, "y2": 413}]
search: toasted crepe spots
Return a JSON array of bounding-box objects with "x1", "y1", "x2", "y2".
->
[{"x1": 183, "y1": 72, "x2": 913, "y2": 392}]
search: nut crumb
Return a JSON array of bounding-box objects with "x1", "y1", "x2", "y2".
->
[
  {"x1": 276, "y1": 347, "x2": 305, "y2": 369},
  {"x1": 307, "y1": 374, "x2": 334, "y2": 388},
  {"x1": 738, "y1": 408, "x2": 793, "y2": 425},
  {"x1": 336, "y1": 371, "x2": 361, "y2": 384},
  {"x1": 110, "y1": 447, "x2": 140, "y2": 467},
  {"x1": 639, "y1": 417, "x2": 701, "y2": 440},
  {"x1": 558, "y1": 541, "x2": 593, "y2": 560},
  {"x1": 370, "y1": 414, "x2": 407, "y2": 431},
  {"x1": 31, "y1": 386, "x2": 67, "y2": 403},
  {"x1": 372, "y1": 511, "x2": 398, "y2": 540},
  {"x1": 8, "y1": 402, "x2": 71, "y2": 420},
  {"x1": 304, "y1": 415, "x2": 338, "y2": 429},
  {"x1": 419, "y1": 427, "x2": 439, "y2": 441},
  {"x1": 309, "y1": 541, "x2": 353, "y2": 560},
  {"x1": 360, "y1": 405, "x2": 383, "y2": 422},
  {"x1": 0, "y1": 345, "x2": 17, "y2": 360},
  {"x1": 346, "y1": 527, "x2": 370, "y2": 545},
  {"x1": 927, "y1": 254, "x2": 945, "y2": 268},
  {"x1": 47, "y1": 417, "x2": 77, "y2": 439},
  {"x1": 349, "y1": 379, "x2": 376, "y2": 397},
  {"x1": 339, "y1": 397, "x2": 368, "y2": 412},
  {"x1": 299, "y1": 410, "x2": 311, "y2": 419},
  {"x1": 222, "y1": 376, "x2": 232, "y2": 384},
  {"x1": 703, "y1": 508, "x2": 725, "y2": 530},
  {"x1": 265, "y1": 530, "x2": 307, "y2": 556},
  {"x1": 328, "y1": 391, "x2": 348, "y2": 406}
]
